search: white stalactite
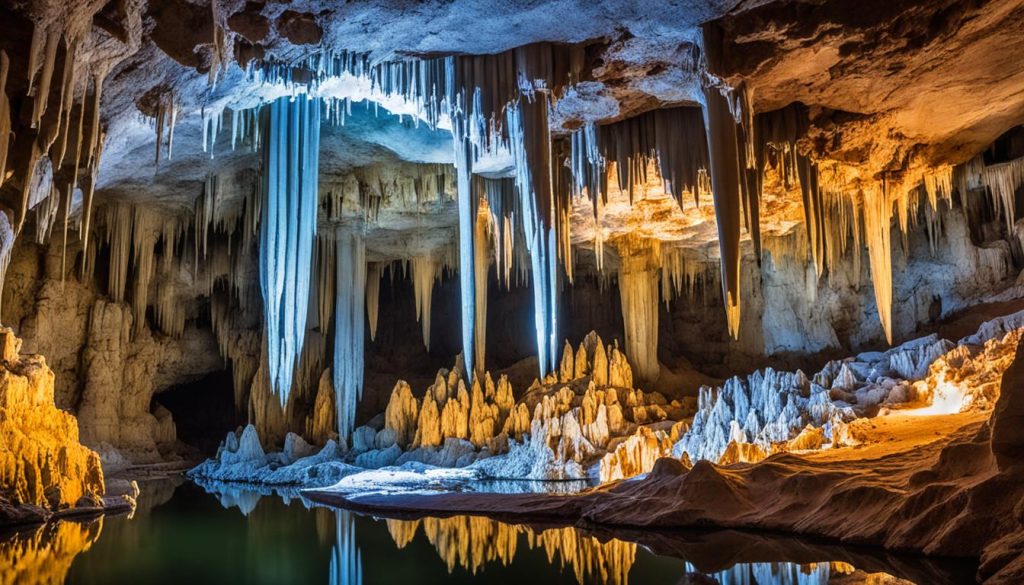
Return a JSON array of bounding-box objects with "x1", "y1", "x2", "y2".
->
[
  {"x1": 260, "y1": 95, "x2": 320, "y2": 405},
  {"x1": 333, "y1": 230, "x2": 366, "y2": 442},
  {"x1": 507, "y1": 101, "x2": 559, "y2": 376}
]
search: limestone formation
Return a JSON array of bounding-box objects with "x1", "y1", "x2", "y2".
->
[{"x1": 0, "y1": 328, "x2": 104, "y2": 516}]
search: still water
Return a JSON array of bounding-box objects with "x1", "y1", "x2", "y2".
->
[{"x1": 1, "y1": 478, "x2": 977, "y2": 585}]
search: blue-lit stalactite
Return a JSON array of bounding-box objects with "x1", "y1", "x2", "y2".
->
[
  {"x1": 452, "y1": 117, "x2": 477, "y2": 382},
  {"x1": 333, "y1": 230, "x2": 366, "y2": 441},
  {"x1": 507, "y1": 98, "x2": 559, "y2": 377},
  {"x1": 259, "y1": 95, "x2": 320, "y2": 406}
]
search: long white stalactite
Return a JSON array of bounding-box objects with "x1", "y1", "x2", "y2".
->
[
  {"x1": 259, "y1": 95, "x2": 320, "y2": 406},
  {"x1": 507, "y1": 99, "x2": 559, "y2": 376},
  {"x1": 333, "y1": 230, "x2": 366, "y2": 441}
]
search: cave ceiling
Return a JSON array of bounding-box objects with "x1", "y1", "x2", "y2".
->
[{"x1": 1, "y1": 0, "x2": 1023, "y2": 264}]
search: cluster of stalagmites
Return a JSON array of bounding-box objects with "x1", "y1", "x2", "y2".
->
[
  {"x1": 192, "y1": 332, "x2": 693, "y2": 484},
  {"x1": 348, "y1": 332, "x2": 691, "y2": 481},
  {"x1": 675, "y1": 311, "x2": 1024, "y2": 466},
  {"x1": 0, "y1": 328, "x2": 104, "y2": 523}
]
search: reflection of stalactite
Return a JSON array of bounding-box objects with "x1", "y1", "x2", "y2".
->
[
  {"x1": 329, "y1": 510, "x2": 362, "y2": 585},
  {"x1": 384, "y1": 515, "x2": 635, "y2": 585},
  {"x1": 686, "y1": 560, "x2": 836, "y2": 585}
]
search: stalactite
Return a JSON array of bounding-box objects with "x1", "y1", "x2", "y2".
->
[
  {"x1": 702, "y1": 87, "x2": 743, "y2": 339},
  {"x1": 130, "y1": 207, "x2": 156, "y2": 336},
  {"x1": 616, "y1": 236, "x2": 661, "y2": 382},
  {"x1": 0, "y1": 51, "x2": 10, "y2": 190},
  {"x1": 863, "y1": 184, "x2": 894, "y2": 344},
  {"x1": 473, "y1": 202, "x2": 491, "y2": 374},
  {"x1": 315, "y1": 233, "x2": 336, "y2": 333},
  {"x1": 411, "y1": 256, "x2": 439, "y2": 351},
  {"x1": 366, "y1": 262, "x2": 381, "y2": 342},
  {"x1": 452, "y1": 114, "x2": 477, "y2": 380},
  {"x1": 0, "y1": 212, "x2": 14, "y2": 323},
  {"x1": 507, "y1": 99, "x2": 560, "y2": 376},
  {"x1": 481, "y1": 177, "x2": 519, "y2": 288},
  {"x1": 63, "y1": 93, "x2": 87, "y2": 285},
  {"x1": 54, "y1": 32, "x2": 80, "y2": 170},
  {"x1": 260, "y1": 95, "x2": 320, "y2": 405},
  {"x1": 984, "y1": 156, "x2": 1024, "y2": 232},
  {"x1": 333, "y1": 230, "x2": 366, "y2": 442},
  {"x1": 105, "y1": 203, "x2": 133, "y2": 303},
  {"x1": 30, "y1": 29, "x2": 60, "y2": 130},
  {"x1": 80, "y1": 71, "x2": 108, "y2": 268},
  {"x1": 34, "y1": 186, "x2": 60, "y2": 244},
  {"x1": 570, "y1": 107, "x2": 710, "y2": 210}
]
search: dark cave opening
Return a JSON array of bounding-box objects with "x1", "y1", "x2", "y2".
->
[{"x1": 154, "y1": 369, "x2": 240, "y2": 457}]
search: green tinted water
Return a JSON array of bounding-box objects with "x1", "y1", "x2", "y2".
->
[{"x1": 0, "y1": 478, "x2": 976, "y2": 585}]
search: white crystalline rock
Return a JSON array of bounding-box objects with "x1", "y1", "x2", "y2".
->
[
  {"x1": 960, "y1": 308, "x2": 1024, "y2": 346},
  {"x1": 673, "y1": 321, "x2": 1018, "y2": 464},
  {"x1": 189, "y1": 429, "x2": 360, "y2": 487},
  {"x1": 317, "y1": 462, "x2": 482, "y2": 497}
]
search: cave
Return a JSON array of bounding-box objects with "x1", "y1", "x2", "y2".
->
[
  {"x1": 2, "y1": 0, "x2": 1024, "y2": 584},
  {"x1": 154, "y1": 369, "x2": 239, "y2": 456}
]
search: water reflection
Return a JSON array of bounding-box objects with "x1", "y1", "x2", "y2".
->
[
  {"x1": 0, "y1": 520, "x2": 103, "y2": 585},
  {"x1": 0, "y1": 480, "x2": 976, "y2": 585},
  {"x1": 383, "y1": 516, "x2": 634, "y2": 584},
  {"x1": 331, "y1": 510, "x2": 362, "y2": 585}
]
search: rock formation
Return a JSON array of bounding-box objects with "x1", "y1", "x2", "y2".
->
[{"x1": 0, "y1": 328, "x2": 104, "y2": 521}]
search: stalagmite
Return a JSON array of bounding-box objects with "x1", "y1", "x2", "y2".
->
[
  {"x1": 384, "y1": 381, "x2": 419, "y2": 449},
  {"x1": 702, "y1": 87, "x2": 743, "y2": 339},
  {"x1": 333, "y1": 230, "x2": 366, "y2": 441},
  {"x1": 260, "y1": 95, "x2": 320, "y2": 405},
  {"x1": 366, "y1": 262, "x2": 381, "y2": 342}
]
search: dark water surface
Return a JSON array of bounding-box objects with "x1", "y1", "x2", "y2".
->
[{"x1": 0, "y1": 478, "x2": 977, "y2": 585}]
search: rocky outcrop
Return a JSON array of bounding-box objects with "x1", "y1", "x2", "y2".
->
[
  {"x1": 77, "y1": 299, "x2": 222, "y2": 465},
  {"x1": 0, "y1": 328, "x2": 104, "y2": 521}
]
